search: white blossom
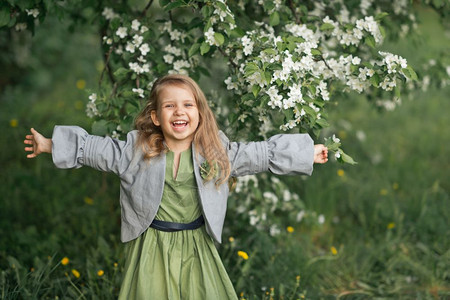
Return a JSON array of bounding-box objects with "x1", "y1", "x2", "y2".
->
[
  {"x1": 102, "y1": 7, "x2": 118, "y2": 20},
  {"x1": 140, "y1": 26, "x2": 149, "y2": 33},
  {"x1": 15, "y1": 23, "x2": 27, "y2": 31},
  {"x1": 132, "y1": 34, "x2": 143, "y2": 47},
  {"x1": 241, "y1": 35, "x2": 254, "y2": 56},
  {"x1": 116, "y1": 27, "x2": 127, "y2": 39},
  {"x1": 269, "y1": 224, "x2": 281, "y2": 236},
  {"x1": 163, "y1": 54, "x2": 174, "y2": 64},
  {"x1": 139, "y1": 43, "x2": 150, "y2": 56},
  {"x1": 335, "y1": 151, "x2": 341, "y2": 159},
  {"x1": 318, "y1": 214, "x2": 325, "y2": 224},
  {"x1": 26, "y1": 8, "x2": 39, "y2": 18},
  {"x1": 204, "y1": 28, "x2": 217, "y2": 46},
  {"x1": 132, "y1": 88, "x2": 145, "y2": 98},
  {"x1": 165, "y1": 45, "x2": 182, "y2": 56},
  {"x1": 131, "y1": 19, "x2": 141, "y2": 31},
  {"x1": 125, "y1": 42, "x2": 136, "y2": 53}
]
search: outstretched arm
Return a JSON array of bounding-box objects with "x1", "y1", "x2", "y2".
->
[
  {"x1": 314, "y1": 144, "x2": 328, "y2": 164},
  {"x1": 24, "y1": 128, "x2": 52, "y2": 158}
]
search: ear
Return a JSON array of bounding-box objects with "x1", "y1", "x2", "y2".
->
[{"x1": 150, "y1": 110, "x2": 160, "y2": 126}]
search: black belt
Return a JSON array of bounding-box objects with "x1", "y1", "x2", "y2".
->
[{"x1": 150, "y1": 215, "x2": 205, "y2": 232}]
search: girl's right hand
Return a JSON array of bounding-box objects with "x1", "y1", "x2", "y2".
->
[{"x1": 24, "y1": 128, "x2": 52, "y2": 158}]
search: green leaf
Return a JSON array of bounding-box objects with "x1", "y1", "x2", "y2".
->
[
  {"x1": 370, "y1": 73, "x2": 380, "y2": 87},
  {"x1": 340, "y1": 152, "x2": 357, "y2": 165},
  {"x1": 311, "y1": 49, "x2": 321, "y2": 56},
  {"x1": 214, "y1": 32, "x2": 225, "y2": 46},
  {"x1": 163, "y1": 1, "x2": 184, "y2": 11},
  {"x1": 269, "y1": 11, "x2": 280, "y2": 26},
  {"x1": 264, "y1": 71, "x2": 272, "y2": 84},
  {"x1": 188, "y1": 43, "x2": 201, "y2": 57},
  {"x1": 113, "y1": 67, "x2": 130, "y2": 80},
  {"x1": 315, "y1": 118, "x2": 329, "y2": 128},
  {"x1": 244, "y1": 62, "x2": 259, "y2": 77},
  {"x1": 215, "y1": 1, "x2": 227, "y2": 11},
  {"x1": 200, "y1": 42, "x2": 210, "y2": 55},
  {"x1": 402, "y1": 66, "x2": 418, "y2": 81},
  {"x1": 92, "y1": 120, "x2": 109, "y2": 136},
  {"x1": 263, "y1": 48, "x2": 277, "y2": 55},
  {"x1": 365, "y1": 36, "x2": 376, "y2": 48},
  {"x1": 0, "y1": 6, "x2": 10, "y2": 27},
  {"x1": 324, "y1": 137, "x2": 340, "y2": 151},
  {"x1": 320, "y1": 23, "x2": 335, "y2": 31},
  {"x1": 395, "y1": 86, "x2": 401, "y2": 98},
  {"x1": 276, "y1": 41, "x2": 285, "y2": 51},
  {"x1": 201, "y1": 5, "x2": 213, "y2": 18},
  {"x1": 375, "y1": 12, "x2": 389, "y2": 21},
  {"x1": 159, "y1": 0, "x2": 171, "y2": 7},
  {"x1": 252, "y1": 85, "x2": 260, "y2": 97},
  {"x1": 303, "y1": 105, "x2": 316, "y2": 117}
]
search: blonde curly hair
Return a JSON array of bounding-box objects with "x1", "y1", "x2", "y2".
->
[{"x1": 134, "y1": 74, "x2": 230, "y2": 186}]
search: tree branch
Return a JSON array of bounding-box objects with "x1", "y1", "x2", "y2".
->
[
  {"x1": 287, "y1": 0, "x2": 301, "y2": 24},
  {"x1": 140, "y1": 0, "x2": 155, "y2": 18},
  {"x1": 218, "y1": 47, "x2": 238, "y2": 69}
]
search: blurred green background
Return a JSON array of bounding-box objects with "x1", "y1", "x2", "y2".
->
[{"x1": 1, "y1": 5, "x2": 449, "y2": 300}]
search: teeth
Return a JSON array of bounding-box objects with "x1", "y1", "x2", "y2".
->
[{"x1": 173, "y1": 121, "x2": 187, "y2": 125}]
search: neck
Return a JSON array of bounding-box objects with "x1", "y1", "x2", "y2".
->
[{"x1": 165, "y1": 140, "x2": 192, "y2": 153}]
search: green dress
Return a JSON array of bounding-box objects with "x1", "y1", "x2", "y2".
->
[{"x1": 119, "y1": 148, "x2": 238, "y2": 300}]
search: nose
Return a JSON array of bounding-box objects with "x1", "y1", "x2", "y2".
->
[{"x1": 174, "y1": 105, "x2": 185, "y2": 115}]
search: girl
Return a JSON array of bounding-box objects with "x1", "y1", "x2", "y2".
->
[{"x1": 25, "y1": 74, "x2": 328, "y2": 299}]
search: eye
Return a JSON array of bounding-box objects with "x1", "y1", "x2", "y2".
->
[
  {"x1": 164, "y1": 104, "x2": 174, "y2": 108},
  {"x1": 185, "y1": 102, "x2": 195, "y2": 107}
]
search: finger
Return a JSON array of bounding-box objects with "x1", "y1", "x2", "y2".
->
[
  {"x1": 25, "y1": 135, "x2": 33, "y2": 139},
  {"x1": 24, "y1": 139, "x2": 33, "y2": 145},
  {"x1": 27, "y1": 153, "x2": 36, "y2": 158},
  {"x1": 25, "y1": 147, "x2": 34, "y2": 152}
]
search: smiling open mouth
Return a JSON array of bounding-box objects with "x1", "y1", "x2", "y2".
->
[{"x1": 172, "y1": 121, "x2": 188, "y2": 128}]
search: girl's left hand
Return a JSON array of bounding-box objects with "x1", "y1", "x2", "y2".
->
[{"x1": 314, "y1": 144, "x2": 328, "y2": 164}]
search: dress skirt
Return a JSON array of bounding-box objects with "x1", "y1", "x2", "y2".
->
[{"x1": 118, "y1": 148, "x2": 238, "y2": 300}]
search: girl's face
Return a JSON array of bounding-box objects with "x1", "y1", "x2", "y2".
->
[{"x1": 150, "y1": 84, "x2": 200, "y2": 151}]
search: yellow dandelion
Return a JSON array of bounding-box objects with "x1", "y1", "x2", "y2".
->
[
  {"x1": 380, "y1": 189, "x2": 388, "y2": 196},
  {"x1": 96, "y1": 61, "x2": 104, "y2": 72},
  {"x1": 74, "y1": 100, "x2": 84, "y2": 110},
  {"x1": 338, "y1": 130, "x2": 347, "y2": 139},
  {"x1": 337, "y1": 169, "x2": 345, "y2": 177},
  {"x1": 10, "y1": 119, "x2": 18, "y2": 128},
  {"x1": 286, "y1": 226, "x2": 294, "y2": 233},
  {"x1": 387, "y1": 222, "x2": 395, "y2": 229},
  {"x1": 84, "y1": 196, "x2": 94, "y2": 205},
  {"x1": 296, "y1": 275, "x2": 301, "y2": 282},
  {"x1": 331, "y1": 246, "x2": 338, "y2": 255},
  {"x1": 237, "y1": 250, "x2": 249, "y2": 260},
  {"x1": 229, "y1": 236, "x2": 235, "y2": 242},
  {"x1": 30, "y1": 267, "x2": 35, "y2": 272},
  {"x1": 113, "y1": 262, "x2": 118, "y2": 268},
  {"x1": 392, "y1": 182, "x2": 399, "y2": 190},
  {"x1": 61, "y1": 257, "x2": 69, "y2": 265},
  {"x1": 97, "y1": 270, "x2": 104, "y2": 277},
  {"x1": 76, "y1": 79, "x2": 86, "y2": 90},
  {"x1": 71, "y1": 269, "x2": 80, "y2": 278}
]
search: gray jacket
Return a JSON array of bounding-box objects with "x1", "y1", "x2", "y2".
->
[{"x1": 52, "y1": 126, "x2": 314, "y2": 243}]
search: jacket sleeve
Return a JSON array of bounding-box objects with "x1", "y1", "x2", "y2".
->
[
  {"x1": 51, "y1": 125, "x2": 136, "y2": 176},
  {"x1": 220, "y1": 132, "x2": 314, "y2": 177}
]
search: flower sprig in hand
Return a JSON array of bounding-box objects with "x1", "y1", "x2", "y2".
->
[{"x1": 324, "y1": 135, "x2": 357, "y2": 164}]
